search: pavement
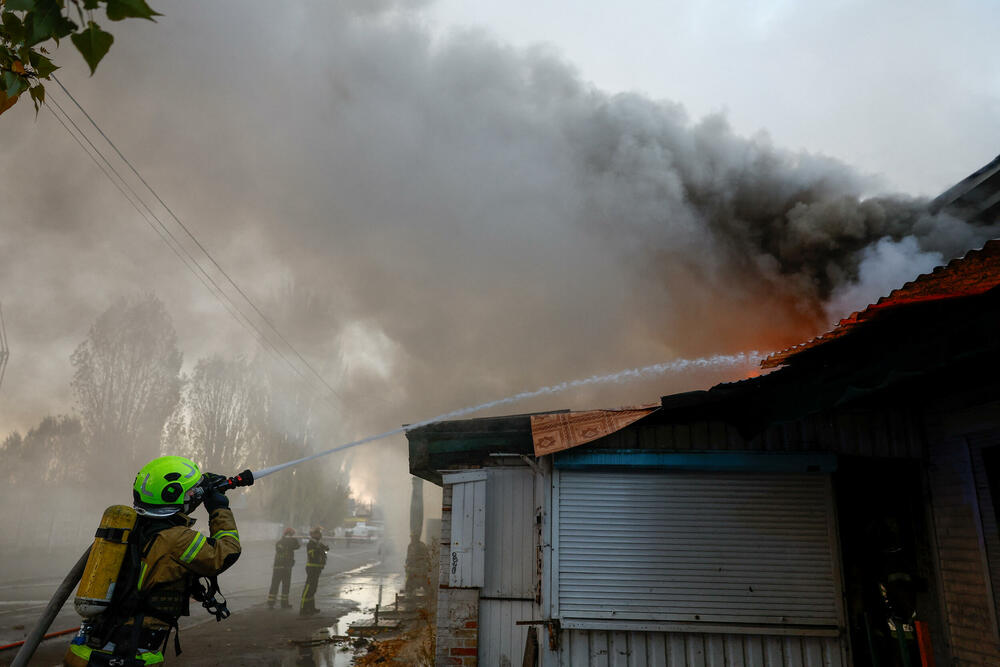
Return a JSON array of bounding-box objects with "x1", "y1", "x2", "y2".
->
[{"x1": 0, "y1": 539, "x2": 398, "y2": 666}]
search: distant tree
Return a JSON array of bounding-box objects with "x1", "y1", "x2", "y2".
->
[
  {"x1": 29, "y1": 414, "x2": 84, "y2": 481},
  {"x1": 299, "y1": 466, "x2": 350, "y2": 530},
  {"x1": 0, "y1": 0, "x2": 160, "y2": 116},
  {"x1": 0, "y1": 429, "x2": 24, "y2": 484},
  {"x1": 0, "y1": 414, "x2": 84, "y2": 484},
  {"x1": 253, "y1": 280, "x2": 348, "y2": 527},
  {"x1": 71, "y1": 293, "x2": 182, "y2": 469},
  {"x1": 173, "y1": 353, "x2": 262, "y2": 474},
  {"x1": 256, "y1": 367, "x2": 317, "y2": 526}
]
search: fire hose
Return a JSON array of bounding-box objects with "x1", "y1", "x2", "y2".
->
[
  {"x1": 10, "y1": 546, "x2": 90, "y2": 667},
  {"x1": 0, "y1": 626, "x2": 82, "y2": 652},
  {"x1": 11, "y1": 472, "x2": 253, "y2": 666},
  {"x1": 12, "y1": 353, "x2": 761, "y2": 664}
]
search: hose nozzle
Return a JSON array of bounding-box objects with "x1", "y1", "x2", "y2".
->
[{"x1": 213, "y1": 469, "x2": 254, "y2": 492}]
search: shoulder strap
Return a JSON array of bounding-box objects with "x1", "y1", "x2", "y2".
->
[{"x1": 191, "y1": 576, "x2": 231, "y2": 622}]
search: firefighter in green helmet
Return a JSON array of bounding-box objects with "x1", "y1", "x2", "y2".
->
[{"x1": 65, "y1": 456, "x2": 245, "y2": 666}]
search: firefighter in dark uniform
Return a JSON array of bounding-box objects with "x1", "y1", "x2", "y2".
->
[
  {"x1": 267, "y1": 527, "x2": 300, "y2": 609},
  {"x1": 65, "y1": 455, "x2": 242, "y2": 666},
  {"x1": 299, "y1": 527, "x2": 328, "y2": 616}
]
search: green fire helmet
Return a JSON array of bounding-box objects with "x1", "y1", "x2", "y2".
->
[{"x1": 133, "y1": 455, "x2": 203, "y2": 517}]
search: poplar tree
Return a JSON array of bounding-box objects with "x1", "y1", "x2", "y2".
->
[{"x1": 71, "y1": 292, "x2": 182, "y2": 469}]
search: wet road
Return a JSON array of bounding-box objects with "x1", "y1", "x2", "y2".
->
[
  {"x1": 0, "y1": 539, "x2": 383, "y2": 649},
  {"x1": 278, "y1": 569, "x2": 404, "y2": 667}
]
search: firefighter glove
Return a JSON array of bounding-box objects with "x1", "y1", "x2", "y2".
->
[{"x1": 202, "y1": 473, "x2": 230, "y2": 512}]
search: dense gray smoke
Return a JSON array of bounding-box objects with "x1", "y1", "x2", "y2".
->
[{"x1": 0, "y1": 0, "x2": 996, "y2": 551}]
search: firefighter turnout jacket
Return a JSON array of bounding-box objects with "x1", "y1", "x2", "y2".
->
[
  {"x1": 134, "y1": 507, "x2": 241, "y2": 626},
  {"x1": 273, "y1": 535, "x2": 300, "y2": 568},
  {"x1": 65, "y1": 508, "x2": 241, "y2": 666},
  {"x1": 306, "y1": 538, "x2": 328, "y2": 570}
]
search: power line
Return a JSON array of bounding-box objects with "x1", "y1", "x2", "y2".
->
[
  {"x1": 51, "y1": 75, "x2": 344, "y2": 404},
  {"x1": 44, "y1": 86, "x2": 342, "y2": 410},
  {"x1": 46, "y1": 93, "x2": 334, "y2": 405},
  {"x1": 44, "y1": 98, "x2": 312, "y2": 388},
  {"x1": 44, "y1": 99, "x2": 292, "y2": 376},
  {"x1": 0, "y1": 302, "x2": 9, "y2": 394}
]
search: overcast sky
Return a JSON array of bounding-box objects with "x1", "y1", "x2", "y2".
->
[
  {"x1": 427, "y1": 0, "x2": 1000, "y2": 196},
  {"x1": 1, "y1": 0, "x2": 998, "y2": 514}
]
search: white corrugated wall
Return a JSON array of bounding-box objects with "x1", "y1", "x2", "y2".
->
[
  {"x1": 480, "y1": 599, "x2": 536, "y2": 667},
  {"x1": 478, "y1": 467, "x2": 540, "y2": 666},
  {"x1": 556, "y1": 630, "x2": 844, "y2": 667}
]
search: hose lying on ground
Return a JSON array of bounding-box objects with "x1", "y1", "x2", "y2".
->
[
  {"x1": 0, "y1": 626, "x2": 81, "y2": 652},
  {"x1": 10, "y1": 546, "x2": 91, "y2": 667}
]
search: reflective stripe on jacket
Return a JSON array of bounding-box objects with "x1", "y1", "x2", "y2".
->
[
  {"x1": 134, "y1": 508, "x2": 241, "y2": 628},
  {"x1": 66, "y1": 643, "x2": 164, "y2": 665},
  {"x1": 306, "y1": 538, "x2": 328, "y2": 569}
]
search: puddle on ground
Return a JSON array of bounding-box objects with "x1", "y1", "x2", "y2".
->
[{"x1": 282, "y1": 570, "x2": 403, "y2": 667}]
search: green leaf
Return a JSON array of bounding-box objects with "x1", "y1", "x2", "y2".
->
[
  {"x1": 28, "y1": 49, "x2": 56, "y2": 77},
  {"x1": 52, "y1": 14, "x2": 75, "y2": 40},
  {"x1": 3, "y1": 0, "x2": 36, "y2": 12},
  {"x1": 3, "y1": 69, "x2": 28, "y2": 97},
  {"x1": 105, "y1": 0, "x2": 159, "y2": 21},
  {"x1": 27, "y1": 0, "x2": 61, "y2": 45},
  {"x1": 2, "y1": 11, "x2": 25, "y2": 42},
  {"x1": 70, "y1": 20, "x2": 112, "y2": 74},
  {"x1": 28, "y1": 81, "x2": 43, "y2": 113},
  {"x1": 82, "y1": 0, "x2": 100, "y2": 8}
]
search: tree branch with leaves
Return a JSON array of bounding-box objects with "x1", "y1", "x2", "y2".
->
[{"x1": 0, "y1": 0, "x2": 159, "y2": 116}]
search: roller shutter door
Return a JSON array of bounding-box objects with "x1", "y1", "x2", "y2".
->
[{"x1": 554, "y1": 470, "x2": 842, "y2": 630}]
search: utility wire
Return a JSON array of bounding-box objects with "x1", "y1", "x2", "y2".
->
[
  {"x1": 0, "y1": 302, "x2": 8, "y2": 393},
  {"x1": 44, "y1": 100, "x2": 261, "y2": 351},
  {"x1": 44, "y1": 98, "x2": 299, "y2": 378},
  {"x1": 45, "y1": 88, "x2": 341, "y2": 409},
  {"x1": 51, "y1": 75, "x2": 344, "y2": 404}
]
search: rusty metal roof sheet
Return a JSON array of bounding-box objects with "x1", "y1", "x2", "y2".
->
[
  {"x1": 763, "y1": 238, "x2": 1000, "y2": 368},
  {"x1": 530, "y1": 405, "x2": 659, "y2": 456}
]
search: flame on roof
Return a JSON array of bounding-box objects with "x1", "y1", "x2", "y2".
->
[{"x1": 763, "y1": 239, "x2": 1000, "y2": 368}]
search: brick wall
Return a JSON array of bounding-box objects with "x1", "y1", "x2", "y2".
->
[
  {"x1": 435, "y1": 587, "x2": 480, "y2": 665},
  {"x1": 928, "y1": 435, "x2": 1000, "y2": 665},
  {"x1": 436, "y1": 482, "x2": 481, "y2": 665}
]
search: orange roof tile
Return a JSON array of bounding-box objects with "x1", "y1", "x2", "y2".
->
[{"x1": 762, "y1": 239, "x2": 1000, "y2": 368}]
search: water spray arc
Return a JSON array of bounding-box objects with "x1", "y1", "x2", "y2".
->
[
  {"x1": 251, "y1": 352, "x2": 765, "y2": 481},
  {"x1": 11, "y1": 352, "x2": 763, "y2": 665}
]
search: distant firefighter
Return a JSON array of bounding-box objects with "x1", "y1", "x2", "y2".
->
[
  {"x1": 267, "y1": 527, "x2": 300, "y2": 609},
  {"x1": 300, "y1": 526, "x2": 329, "y2": 616}
]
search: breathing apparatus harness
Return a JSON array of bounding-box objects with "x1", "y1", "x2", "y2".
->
[{"x1": 81, "y1": 470, "x2": 252, "y2": 663}]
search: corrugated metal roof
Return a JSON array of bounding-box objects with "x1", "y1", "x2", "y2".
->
[
  {"x1": 763, "y1": 238, "x2": 1000, "y2": 368},
  {"x1": 931, "y1": 153, "x2": 1000, "y2": 223}
]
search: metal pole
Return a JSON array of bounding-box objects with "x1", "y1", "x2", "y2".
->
[
  {"x1": 11, "y1": 546, "x2": 90, "y2": 667},
  {"x1": 410, "y1": 476, "x2": 423, "y2": 540}
]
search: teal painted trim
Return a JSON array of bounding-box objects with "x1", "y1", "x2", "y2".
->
[{"x1": 553, "y1": 450, "x2": 838, "y2": 473}]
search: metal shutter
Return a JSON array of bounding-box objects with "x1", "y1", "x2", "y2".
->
[{"x1": 555, "y1": 470, "x2": 841, "y2": 629}]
